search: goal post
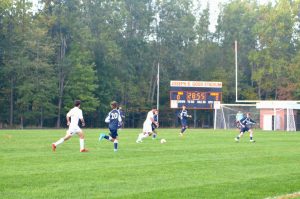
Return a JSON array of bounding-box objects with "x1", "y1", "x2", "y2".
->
[
  {"x1": 214, "y1": 102, "x2": 299, "y2": 131},
  {"x1": 214, "y1": 104, "x2": 258, "y2": 130}
]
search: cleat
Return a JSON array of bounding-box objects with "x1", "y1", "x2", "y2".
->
[
  {"x1": 250, "y1": 140, "x2": 256, "y2": 143},
  {"x1": 114, "y1": 149, "x2": 118, "y2": 152},
  {"x1": 136, "y1": 140, "x2": 142, "y2": 143},
  {"x1": 179, "y1": 133, "x2": 183, "y2": 136},
  {"x1": 52, "y1": 143, "x2": 56, "y2": 152},
  {"x1": 98, "y1": 133, "x2": 105, "y2": 141},
  {"x1": 80, "y1": 148, "x2": 89, "y2": 152},
  {"x1": 234, "y1": 138, "x2": 239, "y2": 142}
]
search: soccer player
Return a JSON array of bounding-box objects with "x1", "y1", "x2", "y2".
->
[
  {"x1": 235, "y1": 112, "x2": 256, "y2": 142},
  {"x1": 117, "y1": 106, "x2": 125, "y2": 129},
  {"x1": 179, "y1": 105, "x2": 192, "y2": 136},
  {"x1": 151, "y1": 109, "x2": 159, "y2": 139},
  {"x1": 52, "y1": 100, "x2": 88, "y2": 152},
  {"x1": 99, "y1": 101, "x2": 122, "y2": 152},
  {"x1": 136, "y1": 108, "x2": 159, "y2": 143}
]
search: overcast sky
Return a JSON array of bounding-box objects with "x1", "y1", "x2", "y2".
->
[{"x1": 30, "y1": 0, "x2": 274, "y2": 32}]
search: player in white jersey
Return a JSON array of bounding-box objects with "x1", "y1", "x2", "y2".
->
[
  {"x1": 52, "y1": 100, "x2": 88, "y2": 152},
  {"x1": 136, "y1": 108, "x2": 159, "y2": 143}
]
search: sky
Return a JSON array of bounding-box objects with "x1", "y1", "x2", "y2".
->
[{"x1": 30, "y1": 0, "x2": 274, "y2": 32}]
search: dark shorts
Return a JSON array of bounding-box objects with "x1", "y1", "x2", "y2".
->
[
  {"x1": 181, "y1": 120, "x2": 187, "y2": 127},
  {"x1": 240, "y1": 126, "x2": 250, "y2": 133},
  {"x1": 109, "y1": 129, "x2": 118, "y2": 139}
]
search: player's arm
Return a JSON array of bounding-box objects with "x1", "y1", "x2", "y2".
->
[
  {"x1": 239, "y1": 117, "x2": 246, "y2": 127},
  {"x1": 79, "y1": 110, "x2": 85, "y2": 127},
  {"x1": 118, "y1": 111, "x2": 122, "y2": 122},
  {"x1": 105, "y1": 113, "x2": 110, "y2": 123},
  {"x1": 150, "y1": 117, "x2": 159, "y2": 126},
  {"x1": 66, "y1": 111, "x2": 71, "y2": 126}
]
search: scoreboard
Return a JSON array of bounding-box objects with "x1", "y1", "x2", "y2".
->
[{"x1": 170, "y1": 81, "x2": 222, "y2": 109}]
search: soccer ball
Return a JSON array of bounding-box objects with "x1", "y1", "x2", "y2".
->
[{"x1": 160, "y1": 138, "x2": 166, "y2": 144}]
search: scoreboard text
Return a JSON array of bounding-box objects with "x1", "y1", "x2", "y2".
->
[{"x1": 170, "y1": 81, "x2": 222, "y2": 109}]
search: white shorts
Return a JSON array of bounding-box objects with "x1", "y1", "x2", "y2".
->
[
  {"x1": 67, "y1": 125, "x2": 82, "y2": 136},
  {"x1": 143, "y1": 122, "x2": 152, "y2": 133}
]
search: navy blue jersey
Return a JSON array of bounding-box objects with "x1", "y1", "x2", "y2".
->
[
  {"x1": 152, "y1": 114, "x2": 158, "y2": 130},
  {"x1": 240, "y1": 117, "x2": 256, "y2": 128},
  {"x1": 105, "y1": 109, "x2": 122, "y2": 130},
  {"x1": 154, "y1": 114, "x2": 158, "y2": 122},
  {"x1": 180, "y1": 110, "x2": 189, "y2": 121}
]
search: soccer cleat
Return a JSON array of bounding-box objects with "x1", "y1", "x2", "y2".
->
[
  {"x1": 136, "y1": 140, "x2": 142, "y2": 143},
  {"x1": 179, "y1": 133, "x2": 183, "y2": 136},
  {"x1": 80, "y1": 148, "x2": 89, "y2": 152},
  {"x1": 114, "y1": 149, "x2": 118, "y2": 152},
  {"x1": 98, "y1": 133, "x2": 105, "y2": 141},
  {"x1": 234, "y1": 138, "x2": 239, "y2": 142},
  {"x1": 250, "y1": 140, "x2": 256, "y2": 143},
  {"x1": 52, "y1": 143, "x2": 56, "y2": 152}
]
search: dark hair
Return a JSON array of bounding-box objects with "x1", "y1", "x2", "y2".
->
[{"x1": 74, "y1": 100, "x2": 81, "y2": 107}]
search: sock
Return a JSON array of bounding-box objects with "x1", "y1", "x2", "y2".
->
[
  {"x1": 114, "y1": 140, "x2": 118, "y2": 151},
  {"x1": 54, "y1": 138, "x2": 64, "y2": 146},
  {"x1": 137, "y1": 133, "x2": 143, "y2": 141},
  {"x1": 142, "y1": 133, "x2": 149, "y2": 139},
  {"x1": 80, "y1": 138, "x2": 84, "y2": 150},
  {"x1": 104, "y1": 135, "x2": 109, "y2": 140},
  {"x1": 236, "y1": 136, "x2": 240, "y2": 139},
  {"x1": 152, "y1": 133, "x2": 157, "y2": 139},
  {"x1": 250, "y1": 136, "x2": 253, "y2": 140},
  {"x1": 181, "y1": 127, "x2": 186, "y2": 133}
]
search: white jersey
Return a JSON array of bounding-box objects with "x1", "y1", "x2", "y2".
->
[
  {"x1": 143, "y1": 110, "x2": 154, "y2": 133},
  {"x1": 144, "y1": 111, "x2": 154, "y2": 125},
  {"x1": 67, "y1": 107, "x2": 83, "y2": 127}
]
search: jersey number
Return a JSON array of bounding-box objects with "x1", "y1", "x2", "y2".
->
[{"x1": 111, "y1": 113, "x2": 119, "y2": 119}]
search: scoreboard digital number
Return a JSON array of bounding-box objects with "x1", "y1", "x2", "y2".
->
[{"x1": 170, "y1": 81, "x2": 222, "y2": 109}]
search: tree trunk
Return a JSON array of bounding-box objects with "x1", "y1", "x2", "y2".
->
[
  {"x1": 9, "y1": 77, "x2": 14, "y2": 127},
  {"x1": 56, "y1": 34, "x2": 67, "y2": 128},
  {"x1": 40, "y1": 107, "x2": 44, "y2": 128}
]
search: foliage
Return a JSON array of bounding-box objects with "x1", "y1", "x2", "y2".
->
[{"x1": 0, "y1": 0, "x2": 300, "y2": 128}]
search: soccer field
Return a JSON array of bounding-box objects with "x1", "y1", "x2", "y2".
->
[{"x1": 1, "y1": 129, "x2": 300, "y2": 199}]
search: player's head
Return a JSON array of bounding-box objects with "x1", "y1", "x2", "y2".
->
[
  {"x1": 151, "y1": 107, "x2": 157, "y2": 113},
  {"x1": 246, "y1": 112, "x2": 251, "y2": 118},
  {"x1": 74, "y1": 100, "x2": 81, "y2": 107},
  {"x1": 182, "y1": 105, "x2": 186, "y2": 110},
  {"x1": 154, "y1": 109, "x2": 159, "y2": 115},
  {"x1": 110, "y1": 101, "x2": 118, "y2": 109}
]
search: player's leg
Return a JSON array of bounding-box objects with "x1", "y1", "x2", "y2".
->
[
  {"x1": 235, "y1": 128, "x2": 245, "y2": 142},
  {"x1": 180, "y1": 123, "x2": 187, "y2": 136},
  {"x1": 249, "y1": 129, "x2": 255, "y2": 142},
  {"x1": 110, "y1": 130, "x2": 119, "y2": 151},
  {"x1": 137, "y1": 122, "x2": 150, "y2": 143},
  {"x1": 152, "y1": 130, "x2": 157, "y2": 139},
  {"x1": 77, "y1": 130, "x2": 88, "y2": 152},
  {"x1": 52, "y1": 130, "x2": 72, "y2": 151},
  {"x1": 99, "y1": 128, "x2": 114, "y2": 141}
]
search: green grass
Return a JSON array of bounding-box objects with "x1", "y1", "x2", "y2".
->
[{"x1": 0, "y1": 128, "x2": 300, "y2": 199}]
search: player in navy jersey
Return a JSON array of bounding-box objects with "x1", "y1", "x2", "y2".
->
[
  {"x1": 117, "y1": 106, "x2": 125, "y2": 129},
  {"x1": 99, "y1": 101, "x2": 122, "y2": 151},
  {"x1": 151, "y1": 110, "x2": 159, "y2": 139},
  {"x1": 179, "y1": 105, "x2": 192, "y2": 136},
  {"x1": 235, "y1": 112, "x2": 256, "y2": 142}
]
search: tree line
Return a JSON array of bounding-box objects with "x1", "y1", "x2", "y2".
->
[{"x1": 1, "y1": 0, "x2": 300, "y2": 128}]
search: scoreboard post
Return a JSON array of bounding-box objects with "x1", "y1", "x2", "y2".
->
[{"x1": 170, "y1": 80, "x2": 222, "y2": 109}]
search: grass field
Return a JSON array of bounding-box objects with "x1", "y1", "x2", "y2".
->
[{"x1": 1, "y1": 128, "x2": 300, "y2": 199}]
